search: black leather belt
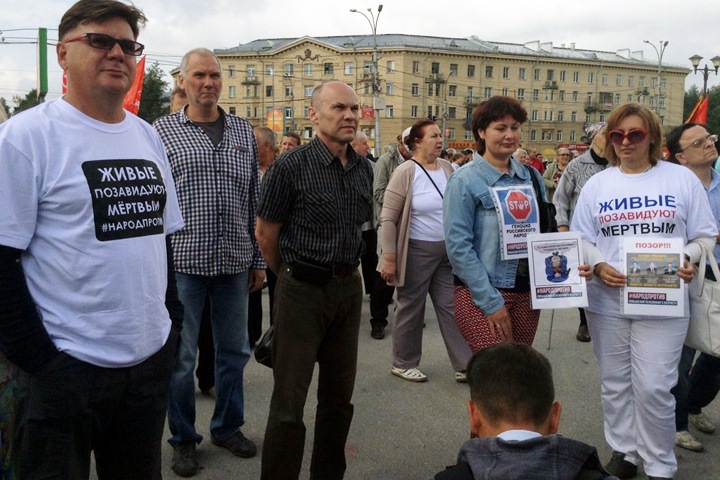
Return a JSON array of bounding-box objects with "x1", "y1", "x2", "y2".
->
[{"x1": 289, "y1": 259, "x2": 359, "y2": 286}]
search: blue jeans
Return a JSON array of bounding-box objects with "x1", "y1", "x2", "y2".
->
[
  {"x1": 674, "y1": 345, "x2": 720, "y2": 431},
  {"x1": 168, "y1": 272, "x2": 250, "y2": 444}
]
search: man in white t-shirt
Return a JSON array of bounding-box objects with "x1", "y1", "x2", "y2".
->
[{"x1": 0, "y1": 1, "x2": 184, "y2": 478}]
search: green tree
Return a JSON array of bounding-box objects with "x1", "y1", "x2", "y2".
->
[
  {"x1": 12, "y1": 88, "x2": 41, "y2": 115},
  {"x1": 0, "y1": 97, "x2": 10, "y2": 119},
  {"x1": 138, "y1": 61, "x2": 169, "y2": 124}
]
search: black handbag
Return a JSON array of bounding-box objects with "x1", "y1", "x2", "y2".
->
[
  {"x1": 524, "y1": 164, "x2": 558, "y2": 233},
  {"x1": 254, "y1": 325, "x2": 273, "y2": 368}
]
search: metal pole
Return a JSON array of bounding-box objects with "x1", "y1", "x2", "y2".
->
[{"x1": 643, "y1": 40, "x2": 668, "y2": 115}]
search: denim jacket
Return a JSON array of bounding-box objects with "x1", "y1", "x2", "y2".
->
[{"x1": 443, "y1": 154, "x2": 547, "y2": 315}]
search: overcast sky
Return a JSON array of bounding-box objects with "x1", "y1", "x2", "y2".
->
[{"x1": 1, "y1": 0, "x2": 719, "y2": 108}]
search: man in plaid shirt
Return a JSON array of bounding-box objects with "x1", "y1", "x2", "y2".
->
[{"x1": 153, "y1": 47, "x2": 265, "y2": 477}]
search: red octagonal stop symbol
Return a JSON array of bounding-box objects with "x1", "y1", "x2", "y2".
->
[{"x1": 505, "y1": 190, "x2": 532, "y2": 222}]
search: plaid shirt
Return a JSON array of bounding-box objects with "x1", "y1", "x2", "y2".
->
[
  {"x1": 153, "y1": 108, "x2": 265, "y2": 275},
  {"x1": 258, "y1": 136, "x2": 373, "y2": 266}
]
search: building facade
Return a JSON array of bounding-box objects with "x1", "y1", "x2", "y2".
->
[{"x1": 209, "y1": 34, "x2": 688, "y2": 157}]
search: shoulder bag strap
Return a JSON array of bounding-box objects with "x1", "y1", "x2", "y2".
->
[
  {"x1": 411, "y1": 158, "x2": 444, "y2": 199},
  {"x1": 523, "y1": 163, "x2": 542, "y2": 201}
]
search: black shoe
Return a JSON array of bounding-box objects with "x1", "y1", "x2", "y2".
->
[
  {"x1": 371, "y1": 325, "x2": 385, "y2": 339},
  {"x1": 604, "y1": 451, "x2": 637, "y2": 479},
  {"x1": 171, "y1": 441, "x2": 198, "y2": 477},
  {"x1": 648, "y1": 477, "x2": 672, "y2": 480},
  {"x1": 576, "y1": 324, "x2": 591, "y2": 342},
  {"x1": 212, "y1": 429, "x2": 257, "y2": 458}
]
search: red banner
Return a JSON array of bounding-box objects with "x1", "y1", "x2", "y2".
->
[
  {"x1": 361, "y1": 106, "x2": 374, "y2": 120},
  {"x1": 122, "y1": 56, "x2": 145, "y2": 115},
  {"x1": 685, "y1": 95, "x2": 708, "y2": 125}
]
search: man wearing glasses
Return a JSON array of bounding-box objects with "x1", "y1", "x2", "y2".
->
[{"x1": 0, "y1": 0, "x2": 184, "y2": 478}]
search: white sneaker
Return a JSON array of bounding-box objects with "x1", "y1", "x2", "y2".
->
[
  {"x1": 391, "y1": 366, "x2": 427, "y2": 382},
  {"x1": 676, "y1": 430, "x2": 704, "y2": 452},
  {"x1": 689, "y1": 412, "x2": 716, "y2": 434}
]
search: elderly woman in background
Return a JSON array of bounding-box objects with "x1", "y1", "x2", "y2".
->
[
  {"x1": 542, "y1": 147, "x2": 571, "y2": 202},
  {"x1": 571, "y1": 103, "x2": 717, "y2": 480},
  {"x1": 444, "y1": 96, "x2": 579, "y2": 353},
  {"x1": 379, "y1": 119, "x2": 472, "y2": 383},
  {"x1": 512, "y1": 148, "x2": 529, "y2": 165}
]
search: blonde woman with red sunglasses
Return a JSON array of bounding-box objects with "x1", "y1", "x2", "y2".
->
[{"x1": 571, "y1": 103, "x2": 717, "y2": 480}]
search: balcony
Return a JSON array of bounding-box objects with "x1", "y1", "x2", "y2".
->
[
  {"x1": 242, "y1": 76, "x2": 260, "y2": 85},
  {"x1": 465, "y1": 96, "x2": 478, "y2": 107},
  {"x1": 425, "y1": 73, "x2": 446, "y2": 84},
  {"x1": 543, "y1": 80, "x2": 558, "y2": 90}
]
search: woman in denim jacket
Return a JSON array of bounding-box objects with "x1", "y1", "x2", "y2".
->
[{"x1": 444, "y1": 96, "x2": 589, "y2": 351}]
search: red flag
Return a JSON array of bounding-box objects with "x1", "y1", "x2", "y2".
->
[
  {"x1": 685, "y1": 95, "x2": 708, "y2": 125},
  {"x1": 123, "y1": 56, "x2": 145, "y2": 115}
]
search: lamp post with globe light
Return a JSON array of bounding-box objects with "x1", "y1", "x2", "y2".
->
[
  {"x1": 350, "y1": 5, "x2": 383, "y2": 156},
  {"x1": 689, "y1": 54, "x2": 720, "y2": 96}
]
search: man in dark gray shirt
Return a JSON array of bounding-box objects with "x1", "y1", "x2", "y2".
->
[{"x1": 256, "y1": 80, "x2": 372, "y2": 480}]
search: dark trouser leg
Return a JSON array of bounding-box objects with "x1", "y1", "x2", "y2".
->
[
  {"x1": 672, "y1": 345, "x2": 696, "y2": 431},
  {"x1": 687, "y1": 352, "x2": 720, "y2": 414},
  {"x1": 196, "y1": 294, "x2": 215, "y2": 392},
  {"x1": 369, "y1": 276, "x2": 394, "y2": 329},
  {"x1": 360, "y1": 229, "x2": 378, "y2": 294},
  {"x1": 267, "y1": 269, "x2": 277, "y2": 324},
  {"x1": 579, "y1": 307, "x2": 587, "y2": 326},
  {"x1": 248, "y1": 289, "x2": 263, "y2": 348}
]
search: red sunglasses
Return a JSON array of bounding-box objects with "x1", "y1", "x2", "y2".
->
[{"x1": 608, "y1": 128, "x2": 648, "y2": 145}]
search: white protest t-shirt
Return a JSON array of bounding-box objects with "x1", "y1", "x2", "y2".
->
[
  {"x1": 409, "y1": 164, "x2": 447, "y2": 241},
  {"x1": 571, "y1": 161, "x2": 716, "y2": 317},
  {"x1": 0, "y1": 98, "x2": 184, "y2": 367}
]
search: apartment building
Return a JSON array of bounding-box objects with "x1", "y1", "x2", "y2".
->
[{"x1": 210, "y1": 34, "x2": 688, "y2": 156}]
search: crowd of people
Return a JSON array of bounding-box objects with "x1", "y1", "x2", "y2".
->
[{"x1": 1, "y1": 2, "x2": 720, "y2": 480}]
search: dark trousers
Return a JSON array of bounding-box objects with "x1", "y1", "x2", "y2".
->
[
  {"x1": 12, "y1": 326, "x2": 178, "y2": 480},
  {"x1": 196, "y1": 295, "x2": 215, "y2": 392},
  {"x1": 248, "y1": 270, "x2": 277, "y2": 347},
  {"x1": 369, "y1": 274, "x2": 395, "y2": 329},
  {"x1": 360, "y1": 229, "x2": 378, "y2": 294},
  {"x1": 261, "y1": 265, "x2": 362, "y2": 480},
  {"x1": 674, "y1": 345, "x2": 720, "y2": 431}
]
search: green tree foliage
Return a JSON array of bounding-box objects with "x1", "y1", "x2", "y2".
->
[
  {"x1": 683, "y1": 84, "x2": 720, "y2": 134},
  {"x1": 0, "y1": 97, "x2": 11, "y2": 119},
  {"x1": 138, "y1": 61, "x2": 169, "y2": 124},
  {"x1": 12, "y1": 89, "x2": 41, "y2": 115}
]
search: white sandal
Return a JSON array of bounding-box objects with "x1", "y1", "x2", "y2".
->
[{"x1": 391, "y1": 366, "x2": 427, "y2": 382}]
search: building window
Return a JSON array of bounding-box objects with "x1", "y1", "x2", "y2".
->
[
  {"x1": 557, "y1": 130, "x2": 563, "y2": 142},
  {"x1": 385, "y1": 105, "x2": 394, "y2": 118},
  {"x1": 628, "y1": 75, "x2": 634, "y2": 87},
  {"x1": 614, "y1": 93, "x2": 621, "y2": 104},
  {"x1": 571, "y1": 111, "x2": 577, "y2": 122},
  {"x1": 547, "y1": 69, "x2": 555, "y2": 81},
  {"x1": 229, "y1": 107, "x2": 236, "y2": 115},
  {"x1": 600, "y1": 113, "x2": 606, "y2": 122},
  {"x1": 386, "y1": 83, "x2": 394, "y2": 95},
  {"x1": 601, "y1": 74, "x2": 608, "y2": 86},
  {"x1": 247, "y1": 64, "x2": 256, "y2": 76},
  {"x1": 304, "y1": 64, "x2": 313, "y2": 76},
  {"x1": 411, "y1": 83, "x2": 419, "y2": 96},
  {"x1": 531, "y1": 110, "x2": 538, "y2": 121},
  {"x1": 519, "y1": 68, "x2": 526, "y2": 80},
  {"x1": 412, "y1": 61, "x2": 420, "y2": 73},
  {"x1": 411, "y1": 105, "x2": 418, "y2": 118},
  {"x1": 485, "y1": 87, "x2": 492, "y2": 98},
  {"x1": 246, "y1": 106, "x2": 252, "y2": 118},
  {"x1": 344, "y1": 62, "x2": 354, "y2": 75},
  {"x1": 245, "y1": 85, "x2": 257, "y2": 98},
  {"x1": 559, "y1": 90, "x2": 565, "y2": 101},
  {"x1": 228, "y1": 65, "x2": 235, "y2": 77},
  {"x1": 558, "y1": 111, "x2": 564, "y2": 122},
  {"x1": 573, "y1": 71, "x2": 579, "y2": 83},
  {"x1": 303, "y1": 126, "x2": 313, "y2": 139},
  {"x1": 503, "y1": 66, "x2": 510, "y2": 79},
  {"x1": 229, "y1": 86, "x2": 236, "y2": 98},
  {"x1": 431, "y1": 62, "x2": 440, "y2": 74},
  {"x1": 485, "y1": 66, "x2": 493, "y2": 78},
  {"x1": 532, "y1": 89, "x2": 539, "y2": 101},
  {"x1": 588, "y1": 72, "x2": 595, "y2": 84},
  {"x1": 450, "y1": 63, "x2": 458, "y2": 76},
  {"x1": 448, "y1": 107, "x2": 456, "y2": 119},
  {"x1": 570, "y1": 131, "x2": 577, "y2": 142},
  {"x1": 572, "y1": 91, "x2": 578, "y2": 102},
  {"x1": 517, "y1": 88, "x2": 525, "y2": 100},
  {"x1": 265, "y1": 86, "x2": 273, "y2": 97},
  {"x1": 265, "y1": 64, "x2": 274, "y2": 77},
  {"x1": 467, "y1": 64, "x2": 475, "y2": 77},
  {"x1": 534, "y1": 68, "x2": 540, "y2": 81},
  {"x1": 614, "y1": 74, "x2": 621, "y2": 86},
  {"x1": 284, "y1": 64, "x2": 294, "y2": 77},
  {"x1": 304, "y1": 85, "x2": 313, "y2": 97},
  {"x1": 502, "y1": 88, "x2": 509, "y2": 96},
  {"x1": 303, "y1": 106, "x2": 310, "y2": 118},
  {"x1": 544, "y1": 110, "x2": 552, "y2": 121},
  {"x1": 627, "y1": 94, "x2": 633, "y2": 102},
  {"x1": 585, "y1": 113, "x2": 591, "y2": 123},
  {"x1": 530, "y1": 130, "x2": 537, "y2": 141},
  {"x1": 559, "y1": 70, "x2": 566, "y2": 82},
  {"x1": 448, "y1": 128, "x2": 456, "y2": 140},
  {"x1": 448, "y1": 85, "x2": 457, "y2": 97},
  {"x1": 285, "y1": 85, "x2": 293, "y2": 97},
  {"x1": 428, "y1": 83, "x2": 434, "y2": 96},
  {"x1": 428, "y1": 106, "x2": 433, "y2": 118},
  {"x1": 324, "y1": 63, "x2": 333, "y2": 75},
  {"x1": 363, "y1": 61, "x2": 374, "y2": 75},
  {"x1": 639, "y1": 76, "x2": 645, "y2": 86},
  {"x1": 386, "y1": 60, "x2": 395, "y2": 73},
  {"x1": 284, "y1": 107, "x2": 293, "y2": 119}
]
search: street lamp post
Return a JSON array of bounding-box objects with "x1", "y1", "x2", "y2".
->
[
  {"x1": 350, "y1": 5, "x2": 383, "y2": 156},
  {"x1": 643, "y1": 40, "x2": 668, "y2": 115},
  {"x1": 689, "y1": 54, "x2": 720, "y2": 95}
]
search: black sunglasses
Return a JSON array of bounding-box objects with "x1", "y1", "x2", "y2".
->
[{"x1": 64, "y1": 33, "x2": 144, "y2": 56}]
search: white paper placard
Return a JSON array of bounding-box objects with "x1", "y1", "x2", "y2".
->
[
  {"x1": 620, "y1": 236, "x2": 684, "y2": 317},
  {"x1": 528, "y1": 232, "x2": 588, "y2": 309}
]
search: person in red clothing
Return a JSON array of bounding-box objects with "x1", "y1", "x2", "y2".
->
[{"x1": 527, "y1": 147, "x2": 546, "y2": 174}]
